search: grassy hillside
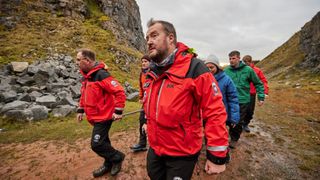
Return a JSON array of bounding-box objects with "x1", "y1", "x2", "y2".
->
[
  {"x1": 257, "y1": 32, "x2": 305, "y2": 80},
  {"x1": 0, "y1": 0, "x2": 142, "y2": 87}
]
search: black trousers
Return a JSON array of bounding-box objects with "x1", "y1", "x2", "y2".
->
[
  {"x1": 147, "y1": 148, "x2": 198, "y2": 180},
  {"x1": 138, "y1": 110, "x2": 147, "y2": 146},
  {"x1": 229, "y1": 103, "x2": 250, "y2": 141},
  {"x1": 244, "y1": 94, "x2": 256, "y2": 126},
  {"x1": 91, "y1": 120, "x2": 123, "y2": 165}
]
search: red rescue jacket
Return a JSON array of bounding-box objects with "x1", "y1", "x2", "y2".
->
[
  {"x1": 249, "y1": 64, "x2": 269, "y2": 95},
  {"x1": 139, "y1": 70, "x2": 148, "y2": 100},
  {"x1": 143, "y1": 43, "x2": 228, "y2": 164},
  {"x1": 78, "y1": 62, "x2": 126, "y2": 123}
]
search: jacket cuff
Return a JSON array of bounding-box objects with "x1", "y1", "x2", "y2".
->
[
  {"x1": 77, "y1": 108, "x2": 84, "y2": 113},
  {"x1": 114, "y1": 108, "x2": 124, "y2": 115},
  {"x1": 206, "y1": 150, "x2": 227, "y2": 165}
]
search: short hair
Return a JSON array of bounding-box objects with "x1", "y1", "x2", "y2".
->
[
  {"x1": 141, "y1": 54, "x2": 151, "y2": 62},
  {"x1": 243, "y1": 55, "x2": 252, "y2": 63},
  {"x1": 147, "y1": 18, "x2": 177, "y2": 44},
  {"x1": 77, "y1": 49, "x2": 96, "y2": 61},
  {"x1": 228, "y1": 50, "x2": 240, "y2": 57}
]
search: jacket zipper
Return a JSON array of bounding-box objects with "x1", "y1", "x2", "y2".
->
[
  {"x1": 146, "y1": 81, "x2": 153, "y2": 117},
  {"x1": 156, "y1": 79, "x2": 166, "y2": 122}
]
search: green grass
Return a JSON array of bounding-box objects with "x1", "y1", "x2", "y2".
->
[
  {"x1": 255, "y1": 83, "x2": 320, "y2": 175},
  {"x1": 0, "y1": 0, "x2": 142, "y2": 86},
  {"x1": 0, "y1": 101, "x2": 141, "y2": 144}
]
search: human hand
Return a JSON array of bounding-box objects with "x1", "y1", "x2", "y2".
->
[
  {"x1": 139, "y1": 99, "x2": 143, "y2": 104},
  {"x1": 112, "y1": 113, "x2": 123, "y2": 121},
  {"x1": 205, "y1": 160, "x2": 226, "y2": 175},
  {"x1": 230, "y1": 123, "x2": 236, "y2": 128},
  {"x1": 77, "y1": 113, "x2": 83, "y2": 123},
  {"x1": 142, "y1": 124, "x2": 147, "y2": 135},
  {"x1": 258, "y1": 101, "x2": 264, "y2": 106}
]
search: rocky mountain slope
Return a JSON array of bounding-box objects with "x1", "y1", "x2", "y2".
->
[
  {"x1": 257, "y1": 11, "x2": 320, "y2": 79},
  {"x1": 0, "y1": 0, "x2": 145, "y2": 121},
  {"x1": 0, "y1": 0, "x2": 145, "y2": 81}
]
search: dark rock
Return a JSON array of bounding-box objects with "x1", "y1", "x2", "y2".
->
[
  {"x1": 36, "y1": 95, "x2": 57, "y2": 108},
  {"x1": 29, "y1": 91, "x2": 43, "y2": 101},
  {"x1": 126, "y1": 92, "x2": 139, "y2": 102},
  {"x1": 57, "y1": 96, "x2": 78, "y2": 106},
  {"x1": 11, "y1": 85, "x2": 24, "y2": 93},
  {"x1": 98, "y1": 0, "x2": 146, "y2": 52},
  {"x1": 0, "y1": 90, "x2": 17, "y2": 103},
  {"x1": 52, "y1": 105, "x2": 75, "y2": 117},
  {"x1": 29, "y1": 105, "x2": 48, "y2": 120},
  {"x1": 16, "y1": 75, "x2": 35, "y2": 86},
  {"x1": 299, "y1": 12, "x2": 320, "y2": 73},
  {"x1": 0, "y1": 100, "x2": 30, "y2": 113},
  {"x1": 27, "y1": 65, "x2": 39, "y2": 75},
  {"x1": 70, "y1": 84, "x2": 81, "y2": 98},
  {"x1": 4, "y1": 109, "x2": 33, "y2": 121},
  {"x1": 18, "y1": 93, "x2": 32, "y2": 102}
]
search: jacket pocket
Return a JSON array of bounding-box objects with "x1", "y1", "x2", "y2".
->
[
  {"x1": 84, "y1": 83, "x2": 100, "y2": 115},
  {"x1": 156, "y1": 81, "x2": 188, "y2": 128}
]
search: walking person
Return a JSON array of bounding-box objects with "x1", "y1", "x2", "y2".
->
[
  {"x1": 130, "y1": 55, "x2": 151, "y2": 152},
  {"x1": 242, "y1": 55, "x2": 269, "y2": 132},
  {"x1": 75, "y1": 49, "x2": 126, "y2": 178},
  {"x1": 224, "y1": 50, "x2": 265, "y2": 148},
  {"x1": 143, "y1": 19, "x2": 229, "y2": 180},
  {"x1": 205, "y1": 54, "x2": 240, "y2": 128}
]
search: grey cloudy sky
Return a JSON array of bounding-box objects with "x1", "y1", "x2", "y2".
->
[{"x1": 136, "y1": 0, "x2": 320, "y2": 64}]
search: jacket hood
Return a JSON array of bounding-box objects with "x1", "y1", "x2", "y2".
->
[
  {"x1": 165, "y1": 42, "x2": 196, "y2": 78},
  {"x1": 214, "y1": 71, "x2": 226, "y2": 81},
  {"x1": 229, "y1": 61, "x2": 246, "y2": 70}
]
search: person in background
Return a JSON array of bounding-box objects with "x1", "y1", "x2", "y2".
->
[
  {"x1": 76, "y1": 49, "x2": 126, "y2": 178},
  {"x1": 205, "y1": 54, "x2": 240, "y2": 129},
  {"x1": 224, "y1": 50, "x2": 264, "y2": 149},
  {"x1": 143, "y1": 19, "x2": 229, "y2": 180},
  {"x1": 242, "y1": 55, "x2": 269, "y2": 132},
  {"x1": 130, "y1": 55, "x2": 151, "y2": 152}
]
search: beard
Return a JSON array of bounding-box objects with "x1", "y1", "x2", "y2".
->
[{"x1": 148, "y1": 46, "x2": 169, "y2": 64}]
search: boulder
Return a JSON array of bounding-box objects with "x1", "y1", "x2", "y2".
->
[
  {"x1": 16, "y1": 75, "x2": 35, "y2": 86},
  {"x1": 18, "y1": 93, "x2": 31, "y2": 102},
  {"x1": 126, "y1": 92, "x2": 139, "y2": 102},
  {"x1": 0, "y1": 90, "x2": 17, "y2": 103},
  {"x1": 52, "y1": 105, "x2": 75, "y2": 117},
  {"x1": 0, "y1": 100, "x2": 30, "y2": 113},
  {"x1": 36, "y1": 95, "x2": 57, "y2": 108},
  {"x1": 29, "y1": 91, "x2": 42, "y2": 101},
  {"x1": 30, "y1": 105, "x2": 48, "y2": 120},
  {"x1": 10, "y1": 62, "x2": 29, "y2": 73},
  {"x1": 4, "y1": 109, "x2": 33, "y2": 121},
  {"x1": 70, "y1": 84, "x2": 81, "y2": 98}
]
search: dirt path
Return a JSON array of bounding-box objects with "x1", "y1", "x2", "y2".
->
[{"x1": 1, "y1": 117, "x2": 315, "y2": 180}]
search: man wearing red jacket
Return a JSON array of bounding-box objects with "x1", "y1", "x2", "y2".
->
[
  {"x1": 143, "y1": 19, "x2": 229, "y2": 180},
  {"x1": 75, "y1": 49, "x2": 126, "y2": 178},
  {"x1": 242, "y1": 55, "x2": 269, "y2": 132}
]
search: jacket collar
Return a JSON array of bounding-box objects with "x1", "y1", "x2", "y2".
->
[
  {"x1": 80, "y1": 62, "x2": 106, "y2": 79},
  {"x1": 148, "y1": 42, "x2": 195, "y2": 80}
]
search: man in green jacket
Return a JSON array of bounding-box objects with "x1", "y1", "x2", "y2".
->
[{"x1": 224, "y1": 50, "x2": 265, "y2": 148}]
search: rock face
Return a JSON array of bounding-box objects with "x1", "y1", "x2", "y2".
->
[
  {"x1": 299, "y1": 11, "x2": 320, "y2": 73},
  {"x1": 98, "y1": 0, "x2": 146, "y2": 52},
  {"x1": 41, "y1": 0, "x2": 146, "y2": 52}
]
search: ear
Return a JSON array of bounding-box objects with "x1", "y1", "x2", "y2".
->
[{"x1": 168, "y1": 33, "x2": 175, "y2": 44}]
